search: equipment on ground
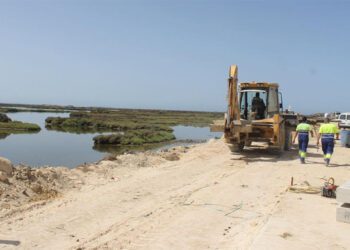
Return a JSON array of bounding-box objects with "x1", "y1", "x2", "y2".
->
[
  {"x1": 322, "y1": 177, "x2": 338, "y2": 198},
  {"x1": 288, "y1": 177, "x2": 321, "y2": 194},
  {"x1": 340, "y1": 130, "x2": 350, "y2": 147},
  {"x1": 211, "y1": 65, "x2": 298, "y2": 152}
]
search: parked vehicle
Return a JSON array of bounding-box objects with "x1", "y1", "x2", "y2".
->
[
  {"x1": 325, "y1": 112, "x2": 341, "y2": 121},
  {"x1": 339, "y1": 113, "x2": 350, "y2": 128}
]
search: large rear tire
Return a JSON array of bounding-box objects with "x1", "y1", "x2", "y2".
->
[
  {"x1": 284, "y1": 127, "x2": 293, "y2": 151},
  {"x1": 229, "y1": 142, "x2": 245, "y2": 153}
]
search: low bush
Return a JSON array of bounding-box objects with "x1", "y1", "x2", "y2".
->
[
  {"x1": 0, "y1": 121, "x2": 41, "y2": 132},
  {"x1": 93, "y1": 130, "x2": 175, "y2": 145}
]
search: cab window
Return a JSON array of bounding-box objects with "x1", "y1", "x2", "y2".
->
[
  {"x1": 340, "y1": 114, "x2": 346, "y2": 120},
  {"x1": 267, "y1": 88, "x2": 279, "y2": 117},
  {"x1": 239, "y1": 91, "x2": 267, "y2": 120}
]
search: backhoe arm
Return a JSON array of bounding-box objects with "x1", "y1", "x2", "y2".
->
[{"x1": 226, "y1": 65, "x2": 240, "y2": 129}]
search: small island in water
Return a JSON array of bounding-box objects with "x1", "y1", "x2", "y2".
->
[{"x1": 0, "y1": 113, "x2": 41, "y2": 135}]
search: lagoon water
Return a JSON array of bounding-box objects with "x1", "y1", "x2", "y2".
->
[{"x1": 0, "y1": 112, "x2": 222, "y2": 168}]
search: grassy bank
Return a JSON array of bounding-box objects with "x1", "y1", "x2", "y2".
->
[
  {"x1": 93, "y1": 130, "x2": 175, "y2": 146},
  {"x1": 0, "y1": 107, "x2": 70, "y2": 113},
  {"x1": 46, "y1": 109, "x2": 223, "y2": 132},
  {"x1": 45, "y1": 116, "x2": 172, "y2": 132},
  {"x1": 0, "y1": 121, "x2": 41, "y2": 132},
  {"x1": 0, "y1": 112, "x2": 40, "y2": 135}
]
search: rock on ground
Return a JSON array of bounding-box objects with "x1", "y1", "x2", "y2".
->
[
  {"x1": 0, "y1": 113, "x2": 11, "y2": 122},
  {"x1": 0, "y1": 157, "x2": 14, "y2": 177}
]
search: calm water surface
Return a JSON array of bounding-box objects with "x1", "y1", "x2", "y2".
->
[{"x1": 0, "y1": 112, "x2": 222, "y2": 167}]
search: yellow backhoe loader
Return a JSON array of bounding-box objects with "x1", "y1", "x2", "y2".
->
[{"x1": 211, "y1": 65, "x2": 298, "y2": 152}]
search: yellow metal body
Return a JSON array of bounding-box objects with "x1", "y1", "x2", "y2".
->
[{"x1": 212, "y1": 65, "x2": 295, "y2": 151}]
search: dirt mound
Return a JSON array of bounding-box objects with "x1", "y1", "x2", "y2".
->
[
  {"x1": 0, "y1": 157, "x2": 14, "y2": 177},
  {"x1": 0, "y1": 163, "x2": 73, "y2": 212}
]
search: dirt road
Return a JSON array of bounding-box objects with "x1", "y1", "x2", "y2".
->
[{"x1": 1, "y1": 139, "x2": 350, "y2": 249}]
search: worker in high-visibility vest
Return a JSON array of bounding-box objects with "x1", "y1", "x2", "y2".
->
[
  {"x1": 317, "y1": 116, "x2": 339, "y2": 166},
  {"x1": 292, "y1": 116, "x2": 314, "y2": 163}
]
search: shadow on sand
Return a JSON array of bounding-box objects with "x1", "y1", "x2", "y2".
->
[
  {"x1": 229, "y1": 144, "x2": 346, "y2": 164},
  {"x1": 0, "y1": 240, "x2": 20, "y2": 246},
  {"x1": 230, "y1": 145, "x2": 300, "y2": 163}
]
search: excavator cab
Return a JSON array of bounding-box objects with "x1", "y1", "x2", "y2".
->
[
  {"x1": 240, "y1": 89, "x2": 267, "y2": 120},
  {"x1": 239, "y1": 83, "x2": 281, "y2": 121}
]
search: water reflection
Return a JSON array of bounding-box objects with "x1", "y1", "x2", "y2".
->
[
  {"x1": 0, "y1": 130, "x2": 40, "y2": 140},
  {"x1": 0, "y1": 133, "x2": 10, "y2": 140},
  {"x1": 93, "y1": 142, "x2": 168, "y2": 154},
  {"x1": 45, "y1": 126, "x2": 105, "y2": 134}
]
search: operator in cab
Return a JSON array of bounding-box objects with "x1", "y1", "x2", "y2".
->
[
  {"x1": 251, "y1": 92, "x2": 266, "y2": 119},
  {"x1": 317, "y1": 115, "x2": 340, "y2": 166},
  {"x1": 292, "y1": 116, "x2": 314, "y2": 164}
]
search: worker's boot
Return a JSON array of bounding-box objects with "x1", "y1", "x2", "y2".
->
[
  {"x1": 300, "y1": 158, "x2": 305, "y2": 164},
  {"x1": 325, "y1": 159, "x2": 330, "y2": 166}
]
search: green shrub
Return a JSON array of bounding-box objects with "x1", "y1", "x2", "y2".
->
[
  {"x1": 0, "y1": 121, "x2": 41, "y2": 132},
  {"x1": 93, "y1": 130, "x2": 175, "y2": 145}
]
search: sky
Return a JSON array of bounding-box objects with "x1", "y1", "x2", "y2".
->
[{"x1": 0, "y1": 0, "x2": 349, "y2": 114}]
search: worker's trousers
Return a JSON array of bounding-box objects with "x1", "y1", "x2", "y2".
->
[
  {"x1": 321, "y1": 137, "x2": 334, "y2": 159},
  {"x1": 298, "y1": 133, "x2": 309, "y2": 158}
]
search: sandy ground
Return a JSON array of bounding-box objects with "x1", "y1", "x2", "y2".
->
[{"x1": 0, "y1": 138, "x2": 350, "y2": 249}]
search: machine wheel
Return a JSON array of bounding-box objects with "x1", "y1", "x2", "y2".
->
[
  {"x1": 230, "y1": 142, "x2": 245, "y2": 153},
  {"x1": 284, "y1": 127, "x2": 293, "y2": 151}
]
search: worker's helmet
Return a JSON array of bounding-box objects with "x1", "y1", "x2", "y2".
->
[{"x1": 324, "y1": 113, "x2": 331, "y2": 123}]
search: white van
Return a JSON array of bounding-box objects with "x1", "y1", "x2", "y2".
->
[{"x1": 339, "y1": 113, "x2": 350, "y2": 128}]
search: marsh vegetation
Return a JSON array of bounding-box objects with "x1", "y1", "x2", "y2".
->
[
  {"x1": 0, "y1": 110, "x2": 223, "y2": 167},
  {"x1": 46, "y1": 109, "x2": 222, "y2": 145},
  {"x1": 0, "y1": 113, "x2": 41, "y2": 134}
]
